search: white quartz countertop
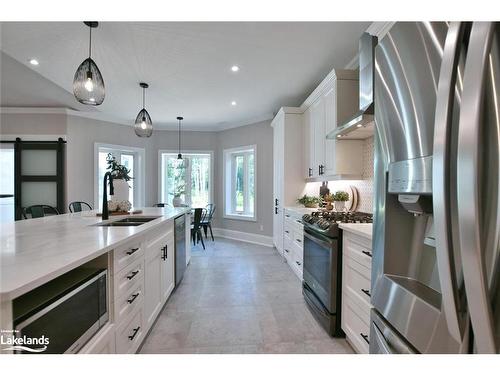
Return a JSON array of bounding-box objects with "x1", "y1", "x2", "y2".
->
[
  {"x1": 339, "y1": 223, "x2": 373, "y2": 240},
  {"x1": 0, "y1": 207, "x2": 190, "y2": 300}
]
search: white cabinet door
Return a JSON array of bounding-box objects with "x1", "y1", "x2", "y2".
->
[
  {"x1": 272, "y1": 115, "x2": 284, "y2": 255},
  {"x1": 310, "y1": 98, "x2": 325, "y2": 177},
  {"x1": 323, "y1": 86, "x2": 337, "y2": 176},
  {"x1": 144, "y1": 234, "x2": 166, "y2": 329},
  {"x1": 303, "y1": 107, "x2": 314, "y2": 179},
  {"x1": 161, "y1": 236, "x2": 175, "y2": 303}
]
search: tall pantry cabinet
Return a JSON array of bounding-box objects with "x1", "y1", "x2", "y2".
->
[{"x1": 272, "y1": 108, "x2": 304, "y2": 255}]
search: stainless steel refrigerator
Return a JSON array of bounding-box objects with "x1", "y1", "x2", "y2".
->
[{"x1": 370, "y1": 21, "x2": 499, "y2": 354}]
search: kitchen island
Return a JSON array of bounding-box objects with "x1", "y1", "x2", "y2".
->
[{"x1": 0, "y1": 207, "x2": 191, "y2": 353}]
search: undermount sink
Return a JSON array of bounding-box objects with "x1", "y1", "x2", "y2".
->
[
  {"x1": 94, "y1": 216, "x2": 160, "y2": 227},
  {"x1": 115, "y1": 216, "x2": 160, "y2": 223}
]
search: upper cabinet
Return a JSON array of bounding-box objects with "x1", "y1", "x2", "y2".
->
[{"x1": 302, "y1": 70, "x2": 364, "y2": 181}]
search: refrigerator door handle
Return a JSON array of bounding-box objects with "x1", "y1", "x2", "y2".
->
[
  {"x1": 372, "y1": 322, "x2": 394, "y2": 354},
  {"x1": 432, "y1": 21, "x2": 468, "y2": 343},
  {"x1": 457, "y1": 21, "x2": 498, "y2": 354}
]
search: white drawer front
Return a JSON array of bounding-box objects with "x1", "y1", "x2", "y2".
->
[
  {"x1": 292, "y1": 229, "x2": 303, "y2": 249},
  {"x1": 284, "y1": 213, "x2": 304, "y2": 232},
  {"x1": 344, "y1": 286, "x2": 371, "y2": 326},
  {"x1": 291, "y1": 239, "x2": 303, "y2": 261},
  {"x1": 343, "y1": 293, "x2": 370, "y2": 353},
  {"x1": 292, "y1": 249, "x2": 303, "y2": 279},
  {"x1": 344, "y1": 236, "x2": 372, "y2": 270},
  {"x1": 115, "y1": 257, "x2": 145, "y2": 299},
  {"x1": 283, "y1": 246, "x2": 294, "y2": 264},
  {"x1": 113, "y1": 241, "x2": 143, "y2": 274},
  {"x1": 115, "y1": 280, "x2": 144, "y2": 323},
  {"x1": 344, "y1": 256, "x2": 371, "y2": 306},
  {"x1": 116, "y1": 309, "x2": 143, "y2": 354},
  {"x1": 145, "y1": 222, "x2": 173, "y2": 246}
]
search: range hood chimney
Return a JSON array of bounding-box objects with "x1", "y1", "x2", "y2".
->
[{"x1": 327, "y1": 32, "x2": 378, "y2": 140}]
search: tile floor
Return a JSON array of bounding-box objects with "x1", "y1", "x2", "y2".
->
[{"x1": 139, "y1": 237, "x2": 354, "y2": 354}]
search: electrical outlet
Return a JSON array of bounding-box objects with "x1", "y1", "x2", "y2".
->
[{"x1": 260, "y1": 225, "x2": 264, "y2": 231}]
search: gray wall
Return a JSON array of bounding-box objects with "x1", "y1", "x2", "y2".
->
[
  {"x1": 0, "y1": 112, "x2": 67, "y2": 135},
  {"x1": 65, "y1": 115, "x2": 156, "y2": 207},
  {"x1": 66, "y1": 115, "x2": 219, "y2": 208},
  {"x1": 214, "y1": 120, "x2": 273, "y2": 236},
  {"x1": 1, "y1": 112, "x2": 273, "y2": 237}
]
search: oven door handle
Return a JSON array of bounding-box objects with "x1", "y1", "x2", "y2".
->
[{"x1": 303, "y1": 227, "x2": 334, "y2": 248}]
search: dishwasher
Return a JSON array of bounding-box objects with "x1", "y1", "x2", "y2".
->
[{"x1": 174, "y1": 214, "x2": 186, "y2": 286}]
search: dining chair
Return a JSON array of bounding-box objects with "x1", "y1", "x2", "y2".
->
[
  {"x1": 68, "y1": 201, "x2": 93, "y2": 213},
  {"x1": 201, "y1": 204, "x2": 216, "y2": 241},
  {"x1": 191, "y1": 207, "x2": 206, "y2": 250},
  {"x1": 24, "y1": 205, "x2": 60, "y2": 219}
]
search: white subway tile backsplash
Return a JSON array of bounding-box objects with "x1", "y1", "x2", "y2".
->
[{"x1": 301, "y1": 136, "x2": 374, "y2": 213}]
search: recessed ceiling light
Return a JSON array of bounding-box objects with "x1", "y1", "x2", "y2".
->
[
  {"x1": 337, "y1": 134, "x2": 342, "y2": 138},
  {"x1": 356, "y1": 124, "x2": 363, "y2": 128},
  {"x1": 231, "y1": 65, "x2": 239, "y2": 72},
  {"x1": 89, "y1": 97, "x2": 95, "y2": 102},
  {"x1": 231, "y1": 101, "x2": 237, "y2": 106},
  {"x1": 29, "y1": 58, "x2": 39, "y2": 66}
]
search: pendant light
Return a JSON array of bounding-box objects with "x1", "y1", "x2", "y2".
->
[
  {"x1": 73, "y1": 22, "x2": 105, "y2": 105},
  {"x1": 134, "y1": 83, "x2": 153, "y2": 137},
  {"x1": 177, "y1": 116, "x2": 183, "y2": 159}
]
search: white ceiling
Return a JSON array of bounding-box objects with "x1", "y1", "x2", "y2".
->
[{"x1": 0, "y1": 22, "x2": 370, "y2": 130}]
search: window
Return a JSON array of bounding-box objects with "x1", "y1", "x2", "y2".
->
[
  {"x1": 95, "y1": 144, "x2": 145, "y2": 210},
  {"x1": 159, "y1": 152, "x2": 212, "y2": 208},
  {"x1": 0, "y1": 145, "x2": 15, "y2": 222},
  {"x1": 224, "y1": 145, "x2": 256, "y2": 220}
]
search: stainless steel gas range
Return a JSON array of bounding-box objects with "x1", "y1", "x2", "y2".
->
[{"x1": 301, "y1": 211, "x2": 373, "y2": 337}]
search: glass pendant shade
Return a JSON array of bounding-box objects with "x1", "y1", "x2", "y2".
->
[
  {"x1": 73, "y1": 58, "x2": 105, "y2": 105},
  {"x1": 134, "y1": 108, "x2": 153, "y2": 137}
]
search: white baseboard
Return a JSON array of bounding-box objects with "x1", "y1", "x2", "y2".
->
[{"x1": 211, "y1": 228, "x2": 274, "y2": 247}]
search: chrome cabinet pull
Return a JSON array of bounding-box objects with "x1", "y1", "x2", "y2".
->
[
  {"x1": 296, "y1": 238, "x2": 302, "y2": 243},
  {"x1": 296, "y1": 261, "x2": 302, "y2": 266},
  {"x1": 308, "y1": 167, "x2": 312, "y2": 177},
  {"x1": 127, "y1": 292, "x2": 140, "y2": 304},
  {"x1": 161, "y1": 245, "x2": 168, "y2": 261},
  {"x1": 360, "y1": 333, "x2": 369, "y2": 344},
  {"x1": 285, "y1": 230, "x2": 290, "y2": 234},
  {"x1": 361, "y1": 288, "x2": 371, "y2": 297},
  {"x1": 284, "y1": 248, "x2": 290, "y2": 253},
  {"x1": 126, "y1": 270, "x2": 140, "y2": 280},
  {"x1": 128, "y1": 327, "x2": 140, "y2": 341},
  {"x1": 362, "y1": 250, "x2": 372, "y2": 258},
  {"x1": 126, "y1": 247, "x2": 139, "y2": 256}
]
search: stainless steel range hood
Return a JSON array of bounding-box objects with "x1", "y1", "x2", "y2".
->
[{"x1": 327, "y1": 32, "x2": 378, "y2": 140}]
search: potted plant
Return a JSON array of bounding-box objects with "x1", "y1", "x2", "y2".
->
[
  {"x1": 106, "y1": 153, "x2": 133, "y2": 205},
  {"x1": 297, "y1": 194, "x2": 321, "y2": 208},
  {"x1": 323, "y1": 193, "x2": 335, "y2": 211},
  {"x1": 172, "y1": 182, "x2": 185, "y2": 207},
  {"x1": 333, "y1": 191, "x2": 349, "y2": 212}
]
